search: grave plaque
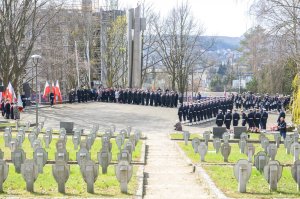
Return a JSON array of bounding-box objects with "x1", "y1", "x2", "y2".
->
[
  {"x1": 33, "y1": 147, "x2": 48, "y2": 173},
  {"x1": 221, "y1": 143, "x2": 231, "y2": 162},
  {"x1": 80, "y1": 160, "x2": 99, "y2": 193},
  {"x1": 21, "y1": 159, "x2": 39, "y2": 192},
  {"x1": 198, "y1": 142, "x2": 208, "y2": 162},
  {"x1": 59, "y1": 122, "x2": 74, "y2": 134},
  {"x1": 213, "y1": 138, "x2": 221, "y2": 153},
  {"x1": 183, "y1": 131, "x2": 190, "y2": 145},
  {"x1": 233, "y1": 159, "x2": 252, "y2": 193},
  {"x1": 192, "y1": 138, "x2": 201, "y2": 153},
  {"x1": 263, "y1": 160, "x2": 282, "y2": 191},
  {"x1": 52, "y1": 160, "x2": 70, "y2": 193},
  {"x1": 115, "y1": 160, "x2": 133, "y2": 193},
  {"x1": 212, "y1": 127, "x2": 227, "y2": 139},
  {"x1": 233, "y1": 127, "x2": 247, "y2": 139},
  {"x1": 254, "y1": 151, "x2": 269, "y2": 172},
  {"x1": 12, "y1": 148, "x2": 26, "y2": 173}
]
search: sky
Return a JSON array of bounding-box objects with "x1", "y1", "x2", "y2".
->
[{"x1": 117, "y1": 0, "x2": 254, "y2": 37}]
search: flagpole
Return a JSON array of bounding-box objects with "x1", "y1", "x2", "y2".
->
[
  {"x1": 75, "y1": 41, "x2": 80, "y2": 88},
  {"x1": 86, "y1": 41, "x2": 91, "y2": 88}
]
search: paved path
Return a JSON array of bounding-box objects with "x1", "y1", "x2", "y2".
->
[{"x1": 144, "y1": 133, "x2": 214, "y2": 199}]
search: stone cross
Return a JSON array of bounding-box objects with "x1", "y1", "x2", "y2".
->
[
  {"x1": 76, "y1": 147, "x2": 91, "y2": 166},
  {"x1": 125, "y1": 141, "x2": 134, "y2": 154},
  {"x1": 203, "y1": 132, "x2": 210, "y2": 146},
  {"x1": 198, "y1": 142, "x2": 208, "y2": 162},
  {"x1": 102, "y1": 137, "x2": 112, "y2": 152},
  {"x1": 119, "y1": 129, "x2": 127, "y2": 139},
  {"x1": 221, "y1": 143, "x2": 231, "y2": 162},
  {"x1": 80, "y1": 160, "x2": 99, "y2": 193},
  {"x1": 234, "y1": 159, "x2": 252, "y2": 193},
  {"x1": 192, "y1": 138, "x2": 201, "y2": 153},
  {"x1": 261, "y1": 138, "x2": 270, "y2": 153},
  {"x1": 273, "y1": 133, "x2": 281, "y2": 148},
  {"x1": 52, "y1": 160, "x2": 70, "y2": 193},
  {"x1": 32, "y1": 127, "x2": 40, "y2": 136},
  {"x1": 284, "y1": 135, "x2": 292, "y2": 154},
  {"x1": 86, "y1": 134, "x2": 95, "y2": 150},
  {"x1": 126, "y1": 126, "x2": 132, "y2": 137},
  {"x1": 98, "y1": 147, "x2": 112, "y2": 174},
  {"x1": 291, "y1": 143, "x2": 300, "y2": 162},
  {"x1": 43, "y1": 133, "x2": 52, "y2": 149},
  {"x1": 4, "y1": 129, "x2": 12, "y2": 147},
  {"x1": 110, "y1": 124, "x2": 116, "y2": 133},
  {"x1": 9, "y1": 138, "x2": 19, "y2": 152},
  {"x1": 267, "y1": 144, "x2": 278, "y2": 161},
  {"x1": 11, "y1": 148, "x2": 26, "y2": 173},
  {"x1": 58, "y1": 134, "x2": 67, "y2": 145},
  {"x1": 17, "y1": 131, "x2": 25, "y2": 147},
  {"x1": 72, "y1": 132, "x2": 81, "y2": 150},
  {"x1": 21, "y1": 159, "x2": 39, "y2": 192},
  {"x1": 291, "y1": 160, "x2": 300, "y2": 191},
  {"x1": 56, "y1": 139, "x2": 66, "y2": 151},
  {"x1": 254, "y1": 151, "x2": 269, "y2": 172},
  {"x1": 0, "y1": 159, "x2": 9, "y2": 192},
  {"x1": 116, "y1": 135, "x2": 124, "y2": 151},
  {"x1": 28, "y1": 132, "x2": 37, "y2": 148},
  {"x1": 213, "y1": 138, "x2": 221, "y2": 153},
  {"x1": 33, "y1": 147, "x2": 48, "y2": 173},
  {"x1": 55, "y1": 148, "x2": 69, "y2": 162},
  {"x1": 263, "y1": 160, "x2": 282, "y2": 191},
  {"x1": 245, "y1": 143, "x2": 255, "y2": 162},
  {"x1": 239, "y1": 138, "x2": 247, "y2": 154},
  {"x1": 183, "y1": 131, "x2": 190, "y2": 146},
  {"x1": 33, "y1": 139, "x2": 42, "y2": 151},
  {"x1": 222, "y1": 132, "x2": 230, "y2": 144},
  {"x1": 115, "y1": 160, "x2": 133, "y2": 193},
  {"x1": 118, "y1": 150, "x2": 132, "y2": 163}
]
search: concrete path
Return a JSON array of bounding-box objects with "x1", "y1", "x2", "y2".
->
[{"x1": 144, "y1": 133, "x2": 215, "y2": 199}]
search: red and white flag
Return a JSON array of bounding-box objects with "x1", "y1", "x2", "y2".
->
[
  {"x1": 55, "y1": 80, "x2": 62, "y2": 102},
  {"x1": 43, "y1": 81, "x2": 50, "y2": 99},
  {"x1": 224, "y1": 87, "x2": 227, "y2": 99},
  {"x1": 6, "y1": 82, "x2": 16, "y2": 103}
]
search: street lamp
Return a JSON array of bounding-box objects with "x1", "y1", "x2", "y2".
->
[{"x1": 31, "y1": 54, "x2": 42, "y2": 127}]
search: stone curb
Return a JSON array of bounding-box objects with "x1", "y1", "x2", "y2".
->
[
  {"x1": 174, "y1": 141, "x2": 228, "y2": 199},
  {"x1": 135, "y1": 139, "x2": 146, "y2": 199}
]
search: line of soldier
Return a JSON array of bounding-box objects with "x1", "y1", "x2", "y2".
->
[
  {"x1": 215, "y1": 108, "x2": 270, "y2": 131},
  {"x1": 177, "y1": 98, "x2": 234, "y2": 125},
  {"x1": 69, "y1": 87, "x2": 179, "y2": 108}
]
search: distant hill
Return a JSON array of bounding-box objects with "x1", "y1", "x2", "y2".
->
[{"x1": 201, "y1": 36, "x2": 242, "y2": 51}]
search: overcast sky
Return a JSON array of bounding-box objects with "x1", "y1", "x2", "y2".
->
[{"x1": 117, "y1": 0, "x2": 254, "y2": 37}]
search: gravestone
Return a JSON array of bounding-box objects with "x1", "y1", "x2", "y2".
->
[
  {"x1": 33, "y1": 147, "x2": 48, "y2": 173},
  {"x1": 59, "y1": 122, "x2": 74, "y2": 134},
  {"x1": 72, "y1": 131, "x2": 81, "y2": 150},
  {"x1": 86, "y1": 134, "x2": 95, "y2": 150},
  {"x1": 56, "y1": 139, "x2": 66, "y2": 151},
  {"x1": 213, "y1": 138, "x2": 221, "y2": 153},
  {"x1": 11, "y1": 148, "x2": 26, "y2": 173},
  {"x1": 104, "y1": 129, "x2": 113, "y2": 138},
  {"x1": 126, "y1": 126, "x2": 132, "y2": 137},
  {"x1": 98, "y1": 147, "x2": 112, "y2": 174},
  {"x1": 293, "y1": 132, "x2": 299, "y2": 143},
  {"x1": 119, "y1": 129, "x2": 127, "y2": 139},
  {"x1": 291, "y1": 160, "x2": 300, "y2": 191},
  {"x1": 134, "y1": 129, "x2": 141, "y2": 141},
  {"x1": 267, "y1": 144, "x2": 278, "y2": 160},
  {"x1": 259, "y1": 133, "x2": 266, "y2": 145},
  {"x1": 110, "y1": 124, "x2": 116, "y2": 133},
  {"x1": 234, "y1": 159, "x2": 252, "y2": 193},
  {"x1": 221, "y1": 143, "x2": 231, "y2": 162},
  {"x1": 222, "y1": 132, "x2": 230, "y2": 144},
  {"x1": 55, "y1": 148, "x2": 69, "y2": 162},
  {"x1": 52, "y1": 160, "x2": 70, "y2": 193},
  {"x1": 0, "y1": 150, "x2": 3, "y2": 160},
  {"x1": 28, "y1": 132, "x2": 37, "y2": 148},
  {"x1": 4, "y1": 129, "x2": 12, "y2": 147},
  {"x1": 10, "y1": 138, "x2": 19, "y2": 152},
  {"x1": 192, "y1": 138, "x2": 201, "y2": 153},
  {"x1": 38, "y1": 122, "x2": 44, "y2": 130},
  {"x1": 76, "y1": 148, "x2": 91, "y2": 166},
  {"x1": 0, "y1": 159, "x2": 9, "y2": 192},
  {"x1": 183, "y1": 131, "x2": 190, "y2": 145},
  {"x1": 116, "y1": 135, "x2": 124, "y2": 151},
  {"x1": 115, "y1": 160, "x2": 133, "y2": 193},
  {"x1": 25, "y1": 121, "x2": 31, "y2": 131},
  {"x1": 102, "y1": 137, "x2": 112, "y2": 152},
  {"x1": 233, "y1": 127, "x2": 247, "y2": 139},
  {"x1": 291, "y1": 143, "x2": 300, "y2": 162},
  {"x1": 32, "y1": 139, "x2": 42, "y2": 151},
  {"x1": 17, "y1": 131, "x2": 25, "y2": 147},
  {"x1": 239, "y1": 138, "x2": 247, "y2": 154},
  {"x1": 273, "y1": 133, "x2": 281, "y2": 148},
  {"x1": 43, "y1": 133, "x2": 52, "y2": 149},
  {"x1": 240, "y1": 132, "x2": 248, "y2": 140},
  {"x1": 129, "y1": 135, "x2": 136, "y2": 150},
  {"x1": 261, "y1": 138, "x2": 270, "y2": 153},
  {"x1": 58, "y1": 133, "x2": 67, "y2": 145},
  {"x1": 284, "y1": 135, "x2": 293, "y2": 154},
  {"x1": 245, "y1": 143, "x2": 255, "y2": 162},
  {"x1": 92, "y1": 123, "x2": 99, "y2": 132},
  {"x1": 198, "y1": 142, "x2": 208, "y2": 162},
  {"x1": 21, "y1": 159, "x2": 39, "y2": 192},
  {"x1": 212, "y1": 127, "x2": 227, "y2": 139},
  {"x1": 254, "y1": 151, "x2": 269, "y2": 172},
  {"x1": 32, "y1": 127, "x2": 40, "y2": 136},
  {"x1": 125, "y1": 141, "x2": 134, "y2": 154},
  {"x1": 80, "y1": 160, "x2": 99, "y2": 193},
  {"x1": 263, "y1": 160, "x2": 282, "y2": 191},
  {"x1": 203, "y1": 132, "x2": 210, "y2": 146},
  {"x1": 118, "y1": 150, "x2": 132, "y2": 163}
]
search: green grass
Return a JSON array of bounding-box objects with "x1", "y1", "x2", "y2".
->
[
  {"x1": 203, "y1": 165, "x2": 300, "y2": 198},
  {"x1": 0, "y1": 132, "x2": 142, "y2": 162},
  {"x1": 178, "y1": 142, "x2": 294, "y2": 164},
  {"x1": 1, "y1": 164, "x2": 138, "y2": 197}
]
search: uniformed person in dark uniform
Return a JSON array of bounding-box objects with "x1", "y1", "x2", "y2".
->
[
  {"x1": 216, "y1": 110, "x2": 224, "y2": 127},
  {"x1": 224, "y1": 110, "x2": 232, "y2": 129},
  {"x1": 241, "y1": 110, "x2": 247, "y2": 127},
  {"x1": 188, "y1": 104, "x2": 194, "y2": 125},
  {"x1": 178, "y1": 103, "x2": 183, "y2": 122},
  {"x1": 232, "y1": 109, "x2": 240, "y2": 126},
  {"x1": 50, "y1": 92, "x2": 55, "y2": 107},
  {"x1": 183, "y1": 102, "x2": 188, "y2": 123},
  {"x1": 146, "y1": 90, "x2": 150, "y2": 106},
  {"x1": 247, "y1": 109, "x2": 255, "y2": 129},
  {"x1": 261, "y1": 108, "x2": 268, "y2": 129},
  {"x1": 254, "y1": 108, "x2": 261, "y2": 129}
]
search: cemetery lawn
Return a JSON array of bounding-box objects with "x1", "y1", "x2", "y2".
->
[
  {"x1": 177, "y1": 142, "x2": 294, "y2": 164},
  {"x1": 203, "y1": 165, "x2": 300, "y2": 198},
  {"x1": 1, "y1": 164, "x2": 138, "y2": 197},
  {"x1": 0, "y1": 132, "x2": 143, "y2": 162}
]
